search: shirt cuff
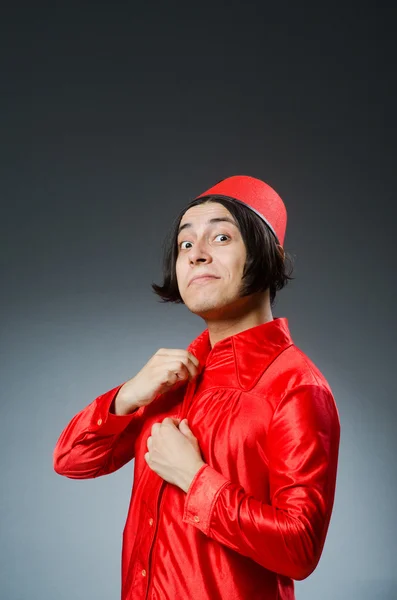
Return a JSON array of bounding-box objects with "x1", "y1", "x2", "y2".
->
[
  {"x1": 90, "y1": 383, "x2": 146, "y2": 435},
  {"x1": 182, "y1": 464, "x2": 232, "y2": 535}
]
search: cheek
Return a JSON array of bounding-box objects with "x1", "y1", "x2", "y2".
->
[
  {"x1": 228, "y1": 254, "x2": 245, "y2": 277},
  {"x1": 175, "y1": 260, "x2": 185, "y2": 285},
  {"x1": 236, "y1": 248, "x2": 247, "y2": 273}
]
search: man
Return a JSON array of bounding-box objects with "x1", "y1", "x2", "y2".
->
[{"x1": 53, "y1": 175, "x2": 341, "y2": 600}]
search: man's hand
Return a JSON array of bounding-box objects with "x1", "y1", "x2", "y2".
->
[{"x1": 144, "y1": 417, "x2": 206, "y2": 493}]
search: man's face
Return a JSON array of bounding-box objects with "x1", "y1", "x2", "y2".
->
[{"x1": 175, "y1": 201, "x2": 248, "y2": 318}]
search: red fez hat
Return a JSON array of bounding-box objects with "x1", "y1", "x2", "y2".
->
[{"x1": 193, "y1": 175, "x2": 287, "y2": 247}]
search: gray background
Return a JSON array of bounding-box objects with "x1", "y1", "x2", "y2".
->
[{"x1": 1, "y1": 2, "x2": 396, "y2": 599}]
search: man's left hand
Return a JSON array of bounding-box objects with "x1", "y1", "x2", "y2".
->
[{"x1": 144, "y1": 417, "x2": 206, "y2": 493}]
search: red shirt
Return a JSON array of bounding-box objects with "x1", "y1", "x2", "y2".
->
[{"x1": 53, "y1": 317, "x2": 341, "y2": 600}]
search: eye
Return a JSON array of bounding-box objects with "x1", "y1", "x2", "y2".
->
[
  {"x1": 178, "y1": 234, "x2": 230, "y2": 250},
  {"x1": 179, "y1": 241, "x2": 192, "y2": 250},
  {"x1": 215, "y1": 234, "x2": 230, "y2": 242}
]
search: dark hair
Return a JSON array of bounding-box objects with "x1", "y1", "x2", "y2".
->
[{"x1": 151, "y1": 195, "x2": 295, "y2": 309}]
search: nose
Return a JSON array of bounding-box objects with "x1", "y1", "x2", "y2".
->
[{"x1": 188, "y1": 240, "x2": 213, "y2": 265}]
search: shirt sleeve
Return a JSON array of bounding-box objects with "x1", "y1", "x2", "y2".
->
[
  {"x1": 182, "y1": 384, "x2": 341, "y2": 581},
  {"x1": 53, "y1": 382, "x2": 147, "y2": 479}
]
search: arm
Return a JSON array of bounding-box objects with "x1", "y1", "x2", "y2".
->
[
  {"x1": 53, "y1": 382, "x2": 147, "y2": 479},
  {"x1": 182, "y1": 384, "x2": 341, "y2": 580}
]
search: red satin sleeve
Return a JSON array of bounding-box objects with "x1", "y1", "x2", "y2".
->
[
  {"x1": 183, "y1": 384, "x2": 340, "y2": 580},
  {"x1": 53, "y1": 383, "x2": 146, "y2": 479}
]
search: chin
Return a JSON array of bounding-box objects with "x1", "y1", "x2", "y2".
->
[
  {"x1": 184, "y1": 299, "x2": 215, "y2": 313},
  {"x1": 184, "y1": 296, "x2": 229, "y2": 318}
]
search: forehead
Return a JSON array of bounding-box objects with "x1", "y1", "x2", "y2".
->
[{"x1": 179, "y1": 201, "x2": 237, "y2": 229}]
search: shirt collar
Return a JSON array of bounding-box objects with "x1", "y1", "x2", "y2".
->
[{"x1": 187, "y1": 317, "x2": 294, "y2": 391}]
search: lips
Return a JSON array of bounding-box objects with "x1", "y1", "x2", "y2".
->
[{"x1": 189, "y1": 275, "x2": 219, "y2": 286}]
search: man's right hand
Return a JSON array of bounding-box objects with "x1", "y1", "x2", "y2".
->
[{"x1": 113, "y1": 349, "x2": 201, "y2": 415}]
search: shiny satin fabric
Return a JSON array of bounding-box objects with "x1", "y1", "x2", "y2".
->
[{"x1": 53, "y1": 317, "x2": 341, "y2": 600}]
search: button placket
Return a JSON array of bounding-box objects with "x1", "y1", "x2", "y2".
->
[{"x1": 141, "y1": 478, "x2": 168, "y2": 599}]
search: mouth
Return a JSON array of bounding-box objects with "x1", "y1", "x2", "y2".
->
[{"x1": 189, "y1": 276, "x2": 219, "y2": 286}]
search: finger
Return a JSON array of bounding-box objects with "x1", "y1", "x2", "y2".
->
[
  {"x1": 162, "y1": 417, "x2": 179, "y2": 427},
  {"x1": 187, "y1": 352, "x2": 200, "y2": 368},
  {"x1": 164, "y1": 416, "x2": 181, "y2": 426},
  {"x1": 156, "y1": 348, "x2": 200, "y2": 370},
  {"x1": 151, "y1": 422, "x2": 161, "y2": 435},
  {"x1": 147, "y1": 435, "x2": 152, "y2": 449},
  {"x1": 179, "y1": 420, "x2": 195, "y2": 438},
  {"x1": 171, "y1": 359, "x2": 197, "y2": 381}
]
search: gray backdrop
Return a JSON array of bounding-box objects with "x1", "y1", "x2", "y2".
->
[{"x1": 1, "y1": 3, "x2": 396, "y2": 599}]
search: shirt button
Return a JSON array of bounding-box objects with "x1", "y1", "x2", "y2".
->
[
  {"x1": 97, "y1": 419, "x2": 102, "y2": 426},
  {"x1": 141, "y1": 569, "x2": 146, "y2": 577},
  {"x1": 194, "y1": 515, "x2": 200, "y2": 522},
  {"x1": 149, "y1": 518, "x2": 153, "y2": 526}
]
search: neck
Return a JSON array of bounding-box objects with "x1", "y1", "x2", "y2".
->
[{"x1": 205, "y1": 292, "x2": 274, "y2": 348}]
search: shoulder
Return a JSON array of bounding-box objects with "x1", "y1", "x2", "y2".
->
[
  {"x1": 274, "y1": 343, "x2": 334, "y2": 393},
  {"x1": 250, "y1": 343, "x2": 339, "y2": 420},
  {"x1": 272, "y1": 345, "x2": 340, "y2": 428}
]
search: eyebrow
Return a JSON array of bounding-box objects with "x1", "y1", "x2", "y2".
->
[{"x1": 177, "y1": 217, "x2": 237, "y2": 236}]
